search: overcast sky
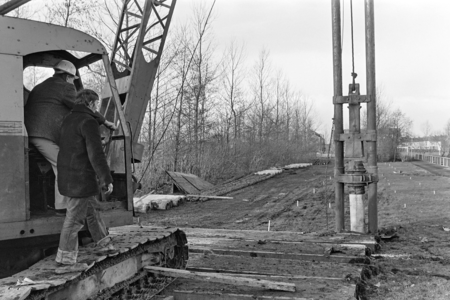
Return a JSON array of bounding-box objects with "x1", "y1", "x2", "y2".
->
[
  {"x1": 18, "y1": 0, "x2": 450, "y2": 137},
  {"x1": 173, "y1": 0, "x2": 450, "y2": 137}
]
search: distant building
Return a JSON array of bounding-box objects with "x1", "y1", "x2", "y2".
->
[{"x1": 398, "y1": 136, "x2": 446, "y2": 158}]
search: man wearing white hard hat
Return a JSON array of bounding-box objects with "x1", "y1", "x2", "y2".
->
[{"x1": 24, "y1": 60, "x2": 115, "y2": 214}]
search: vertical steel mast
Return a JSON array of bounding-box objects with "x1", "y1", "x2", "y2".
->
[
  {"x1": 331, "y1": 0, "x2": 345, "y2": 232},
  {"x1": 331, "y1": 0, "x2": 378, "y2": 233},
  {"x1": 365, "y1": 0, "x2": 378, "y2": 234}
]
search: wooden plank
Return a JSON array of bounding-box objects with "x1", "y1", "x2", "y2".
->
[
  {"x1": 186, "y1": 267, "x2": 345, "y2": 281},
  {"x1": 110, "y1": 229, "x2": 176, "y2": 236},
  {"x1": 200, "y1": 173, "x2": 275, "y2": 196},
  {"x1": 186, "y1": 253, "x2": 363, "y2": 279},
  {"x1": 164, "y1": 278, "x2": 355, "y2": 300},
  {"x1": 169, "y1": 290, "x2": 310, "y2": 300},
  {"x1": 187, "y1": 237, "x2": 367, "y2": 257},
  {"x1": 166, "y1": 171, "x2": 200, "y2": 194},
  {"x1": 166, "y1": 171, "x2": 215, "y2": 193},
  {"x1": 0, "y1": 286, "x2": 31, "y2": 300},
  {"x1": 175, "y1": 178, "x2": 199, "y2": 194},
  {"x1": 144, "y1": 266, "x2": 296, "y2": 292},
  {"x1": 187, "y1": 195, "x2": 233, "y2": 200},
  {"x1": 176, "y1": 227, "x2": 378, "y2": 251},
  {"x1": 189, "y1": 246, "x2": 370, "y2": 264},
  {"x1": 182, "y1": 175, "x2": 215, "y2": 191},
  {"x1": 109, "y1": 225, "x2": 178, "y2": 233}
]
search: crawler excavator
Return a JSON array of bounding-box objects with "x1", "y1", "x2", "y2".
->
[{"x1": 0, "y1": 0, "x2": 187, "y2": 299}]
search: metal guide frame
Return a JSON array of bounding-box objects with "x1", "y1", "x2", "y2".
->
[
  {"x1": 106, "y1": 0, "x2": 176, "y2": 143},
  {"x1": 332, "y1": 0, "x2": 377, "y2": 233},
  {"x1": 100, "y1": 0, "x2": 176, "y2": 209},
  {"x1": 335, "y1": 173, "x2": 378, "y2": 184},
  {"x1": 333, "y1": 95, "x2": 371, "y2": 104},
  {"x1": 110, "y1": 0, "x2": 176, "y2": 78},
  {"x1": 339, "y1": 132, "x2": 377, "y2": 142}
]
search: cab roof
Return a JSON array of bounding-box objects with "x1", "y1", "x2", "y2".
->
[{"x1": 0, "y1": 15, "x2": 107, "y2": 57}]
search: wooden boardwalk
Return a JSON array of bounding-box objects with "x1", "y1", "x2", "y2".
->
[
  {"x1": 157, "y1": 227, "x2": 380, "y2": 300},
  {"x1": 0, "y1": 226, "x2": 379, "y2": 300}
]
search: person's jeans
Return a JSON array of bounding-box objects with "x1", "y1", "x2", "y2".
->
[
  {"x1": 55, "y1": 196, "x2": 108, "y2": 264},
  {"x1": 29, "y1": 137, "x2": 69, "y2": 210}
]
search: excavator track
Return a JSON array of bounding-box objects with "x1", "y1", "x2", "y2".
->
[
  {"x1": 91, "y1": 271, "x2": 176, "y2": 300},
  {"x1": 0, "y1": 226, "x2": 187, "y2": 300}
]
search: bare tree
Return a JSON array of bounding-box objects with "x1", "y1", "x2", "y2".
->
[
  {"x1": 44, "y1": 0, "x2": 98, "y2": 29},
  {"x1": 1, "y1": 0, "x2": 35, "y2": 19},
  {"x1": 184, "y1": 1, "x2": 218, "y2": 176},
  {"x1": 362, "y1": 86, "x2": 392, "y2": 130},
  {"x1": 390, "y1": 109, "x2": 413, "y2": 160},
  {"x1": 440, "y1": 119, "x2": 450, "y2": 157},
  {"x1": 421, "y1": 120, "x2": 432, "y2": 138},
  {"x1": 251, "y1": 48, "x2": 272, "y2": 143},
  {"x1": 220, "y1": 40, "x2": 246, "y2": 149}
]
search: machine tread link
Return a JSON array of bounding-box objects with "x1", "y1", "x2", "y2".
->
[{"x1": 0, "y1": 226, "x2": 188, "y2": 300}]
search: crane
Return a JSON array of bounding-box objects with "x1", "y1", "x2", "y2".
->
[{"x1": 0, "y1": 1, "x2": 187, "y2": 298}]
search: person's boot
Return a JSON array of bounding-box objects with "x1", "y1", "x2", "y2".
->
[{"x1": 89, "y1": 235, "x2": 119, "y2": 256}]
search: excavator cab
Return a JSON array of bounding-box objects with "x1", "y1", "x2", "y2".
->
[
  {"x1": 24, "y1": 51, "x2": 94, "y2": 213},
  {"x1": 0, "y1": 15, "x2": 134, "y2": 277}
]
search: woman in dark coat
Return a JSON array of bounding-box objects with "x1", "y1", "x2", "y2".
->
[{"x1": 55, "y1": 89, "x2": 115, "y2": 273}]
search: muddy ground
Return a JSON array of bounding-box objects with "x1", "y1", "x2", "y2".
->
[{"x1": 141, "y1": 161, "x2": 450, "y2": 299}]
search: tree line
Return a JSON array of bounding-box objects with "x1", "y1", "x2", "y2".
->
[
  {"x1": 137, "y1": 3, "x2": 322, "y2": 191},
  {"x1": 9, "y1": 0, "x2": 324, "y2": 193},
  {"x1": 11, "y1": 0, "x2": 419, "y2": 193}
]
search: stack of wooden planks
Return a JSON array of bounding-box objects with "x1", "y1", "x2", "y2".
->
[{"x1": 153, "y1": 227, "x2": 380, "y2": 300}]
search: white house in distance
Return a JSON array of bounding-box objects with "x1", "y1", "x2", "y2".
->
[{"x1": 398, "y1": 137, "x2": 445, "y2": 159}]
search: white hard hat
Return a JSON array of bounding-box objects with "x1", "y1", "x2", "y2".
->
[{"x1": 54, "y1": 60, "x2": 79, "y2": 79}]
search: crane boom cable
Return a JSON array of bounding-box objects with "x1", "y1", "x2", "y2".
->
[
  {"x1": 324, "y1": 120, "x2": 335, "y2": 231},
  {"x1": 350, "y1": 0, "x2": 357, "y2": 88},
  {"x1": 341, "y1": 0, "x2": 344, "y2": 53}
]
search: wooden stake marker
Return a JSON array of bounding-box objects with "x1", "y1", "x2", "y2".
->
[{"x1": 144, "y1": 266, "x2": 296, "y2": 292}]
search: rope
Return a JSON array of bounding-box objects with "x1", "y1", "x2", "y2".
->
[
  {"x1": 324, "y1": 120, "x2": 335, "y2": 231},
  {"x1": 341, "y1": 0, "x2": 344, "y2": 53},
  {"x1": 350, "y1": 0, "x2": 357, "y2": 90}
]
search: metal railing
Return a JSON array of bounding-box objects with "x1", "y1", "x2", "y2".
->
[{"x1": 414, "y1": 154, "x2": 450, "y2": 167}]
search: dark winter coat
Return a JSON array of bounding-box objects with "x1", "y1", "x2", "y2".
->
[
  {"x1": 24, "y1": 75, "x2": 105, "y2": 144},
  {"x1": 57, "y1": 105, "x2": 113, "y2": 198}
]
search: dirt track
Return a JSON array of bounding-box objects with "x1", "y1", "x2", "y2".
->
[
  {"x1": 142, "y1": 161, "x2": 450, "y2": 299},
  {"x1": 143, "y1": 166, "x2": 337, "y2": 232}
]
